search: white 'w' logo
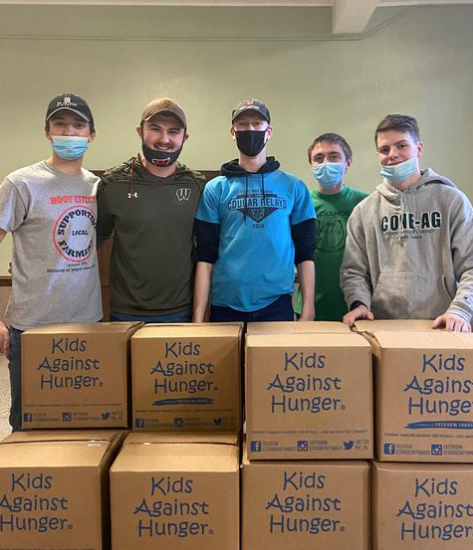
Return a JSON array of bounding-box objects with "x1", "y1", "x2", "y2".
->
[{"x1": 176, "y1": 188, "x2": 191, "y2": 201}]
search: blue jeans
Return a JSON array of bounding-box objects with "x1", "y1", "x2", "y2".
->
[
  {"x1": 109, "y1": 308, "x2": 192, "y2": 323},
  {"x1": 210, "y1": 295, "x2": 294, "y2": 322},
  {"x1": 8, "y1": 327, "x2": 23, "y2": 432}
]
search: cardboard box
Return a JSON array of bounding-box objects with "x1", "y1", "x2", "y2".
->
[
  {"x1": 21, "y1": 322, "x2": 141, "y2": 429},
  {"x1": 354, "y1": 319, "x2": 437, "y2": 333},
  {"x1": 372, "y1": 331, "x2": 473, "y2": 462},
  {"x1": 242, "y1": 447, "x2": 370, "y2": 550},
  {"x1": 246, "y1": 332, "x2": 373, "y2": 460},
  {"x1": 124, "y1": 431, "x2": 238, "y2": 446},
  {"x1": 0, "y1": 437, "x2": 118, "y2": 550},
  {"x1": 1, "y1": 429, "x2": 127, "y2": 446},
  {"x1": 110, "y1": 436, "x2": 239, "y2": 550},
  {"x1": 131, "y1": 323, "x2": 242, "y2": 431},
  {"x1": 374, "y1": 461, "x2": 473, "y2": 549},
  {"x1": 247, "y1": 321, "x2": 351, "y2": 335}
]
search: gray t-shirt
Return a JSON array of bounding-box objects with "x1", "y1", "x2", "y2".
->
[{"x1": 0, "y1": 160, "x2": 102, "y2": 330}]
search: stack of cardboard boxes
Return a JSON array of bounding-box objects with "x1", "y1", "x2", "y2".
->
[
  {"x1": 2, "y1": 319, "x2": 473, "y2": 549},
  {"x1": 243, "y1": 321, "x2": 372, "y2": 550},
  {"x1": 354, "y1": 320, "x2": 473, "y2": 550},
  {"x1": 0, "y1": 322, "x2": 140, "y2": 550},
  {"x1": 0, "y1": 322, "x2": 244, "y2": 550},
  {"x1": 110, "y1": 323, "x2": 242, "y2": 550}
]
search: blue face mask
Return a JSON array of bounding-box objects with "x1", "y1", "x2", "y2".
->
[
  {"x1": 380, "y1": 157, "x2": 417, "y2": 185},
  {"x1": 52, "y1": 136, "x2": 90, "y2": 160},
  {"x1": 313, "y1": 162, "x2": 345, "y2": 189}
]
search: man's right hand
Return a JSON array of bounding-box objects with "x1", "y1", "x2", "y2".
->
[
  {"x1": 0, "y1": 322, "x2": 10, "y2": 359},
  {"x1": 343, "y1": 304, "x2": 374, "y2": 328}
]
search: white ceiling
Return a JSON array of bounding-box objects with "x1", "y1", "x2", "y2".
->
[
  {"x1": 1, "y1": 0, "x2": 471, "y2": 4},
  {"x1": 0, "y1": 0, "x2": 471, "y2": 34}
]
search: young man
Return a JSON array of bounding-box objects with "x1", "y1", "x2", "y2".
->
[
  {"x1": 294, "y1": 133, "x2": 368, "y2": 321},
  {"x1": 0, "y1": 93, "x2": 102, "y2": 431},
  {"x1": 96, "y1": 98, "x2": 205, "y2": 323},
  {"x1": 341, "y1": 114, "x2": 473, "y2": 332},
  {"x1": 193, "y1": 99, "x2": 316, "y2": 323}
]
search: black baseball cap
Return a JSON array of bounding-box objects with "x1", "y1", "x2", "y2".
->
[
  {"x1": 232, "y1": 99, "x2": 271, "y2": 124},
  {"x1": 46, "y1": 93, "x2": 94, "y2": 127}
]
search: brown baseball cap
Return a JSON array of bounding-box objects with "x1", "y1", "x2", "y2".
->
[{"x1": 140, "y1": 97, "x2": 186, "y2": 127}]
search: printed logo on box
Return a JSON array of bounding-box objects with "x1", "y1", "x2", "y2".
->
[
  {"x1": 384, "y1": 443, "x2": 396, "y2": 455},
  {"x1": 62, "y1": 412, "x2": 72, "y2": 422},
  {"x1": 135, "y1": 418, "x2": 145, "y2": 428},
  {"x1": 174, "y1": 417, "x2": 184, "y2": 428},
  {"x1": 101, "y1": 412, "x2": 110, "y2": 420},
  {"x1": 343, "y1": 440, "x2": 354, "y2": 450},
  {"x1": 23, "y1": 412, "x2": 33, "y2": 423},
  {"x1": 297, "y1": 440, "x2": 309, "y2": 452},
  {"x1": 403, "y1": 352, "x2": 473, "y2": 430},
  {"x1": 133, "y1": 475, "x2": 218, "y2": 539},
  {"x1": 431, "y1": 444, "x2": 443, "y2": 456},
  {"x1": 251, "y1": 441, "x2": 262, "y2": 453}
]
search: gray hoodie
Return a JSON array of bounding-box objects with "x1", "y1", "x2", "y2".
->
[{"x1": 341, "y1": 168, "x2": 473, "y2": 322}]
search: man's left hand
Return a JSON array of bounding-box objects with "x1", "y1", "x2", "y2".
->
[{"x1": 432, "y1": 313, "x2": 472, "y2": 332}]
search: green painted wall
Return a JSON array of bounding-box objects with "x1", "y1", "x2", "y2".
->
[{"x1": 0, "y1": 4, "x2": 472, "y2": 274}]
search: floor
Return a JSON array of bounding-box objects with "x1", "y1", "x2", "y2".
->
[{"x1": 0, "y1": 357, "x2": 12, "y2": 440}]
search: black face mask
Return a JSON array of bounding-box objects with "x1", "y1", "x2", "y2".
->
[
  {"x1": 141, "y1": 142, "x2": 183, "y2": 167},
  {"x1": 235, "y1": 130, "x2": 267, "y2": 157}
]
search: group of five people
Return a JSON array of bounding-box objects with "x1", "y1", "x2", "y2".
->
[{"x1": 1, "y1": 92, "x2": 472, "y2": 431}]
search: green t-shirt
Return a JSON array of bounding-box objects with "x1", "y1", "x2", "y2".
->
[{"x1": 295, "y1": 185, "x2": 369, "y2": 320}]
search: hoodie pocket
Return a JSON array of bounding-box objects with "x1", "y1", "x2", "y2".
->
[
  {"x1": 441, "y1": 274, "x2": 455, "y2": 301},
  {"x1": 372, "y1": 271, "x2": 453, "y2": 319}
]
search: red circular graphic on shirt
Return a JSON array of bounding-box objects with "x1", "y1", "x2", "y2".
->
[{"x1": 52, "y1": 206, "x2": 96, "y2": 263}]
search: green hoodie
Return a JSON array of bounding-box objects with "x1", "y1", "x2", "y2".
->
[{"x1": 97, "y1": 156, "x2": 205, "y2": 316}]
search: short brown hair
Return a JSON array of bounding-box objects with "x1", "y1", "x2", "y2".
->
[
  {"x1": 375, "y1": 114, "x2": 420, "y2": 144},
  {"x1": 307, "y1": 132, "x2": 352, "y2": 163}
]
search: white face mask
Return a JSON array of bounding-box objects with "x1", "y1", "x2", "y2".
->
[
  {"x1": 313, "y1": 162, "x2": 345, "y2": 189},
  {"x1": 380, "y1": 157, "x2": 417, "y2": 185},
  {"x1": 52, "y1": 136, "x2": 90, "y2": 160}
]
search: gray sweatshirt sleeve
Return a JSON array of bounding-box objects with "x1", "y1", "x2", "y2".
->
[
  {"x1": 446, "y1": 196, "x2": 473, "y2": 322},
  {"x1": 340, "y1": 205, "x2": 373, "y2": 310}
]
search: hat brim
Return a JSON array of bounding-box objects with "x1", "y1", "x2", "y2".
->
[
  {"x1": 46, "y1": 107, "x2": 91, "y2": 123},
  {"x1": 231, "y1": 107, "x2": 270, "y2": 124},
  {"x1": 143, "y1": 109, "x2": 186, "y2": 127}
]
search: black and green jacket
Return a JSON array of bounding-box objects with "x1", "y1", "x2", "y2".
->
[{"x1": 97, "y1": 156, "x2": 206, "y2": 316}]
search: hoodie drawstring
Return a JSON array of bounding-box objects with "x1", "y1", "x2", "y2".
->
[
  {"x1": 243, "y1": 173, "x2": 266, "y2": 225},
  {"x1": 244, "y1": 175, "x2": 249, "y2": 224},
  {"x1": 128, "y1": 156, "x2": 138, "y2": 199}
]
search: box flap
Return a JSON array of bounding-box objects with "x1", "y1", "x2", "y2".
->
[
  {"x1": 354, "y1": 319, "x2": 436, "y2": 333},
  {"x1": 0, "y1": 440, "x2": 111, "y2": 468},
  {"x1": 1, "y1": 429, "x2": 126, "y2": 445},
  {"x1": 247, "y1": 321, "x2": 350, "y2": 335},
  {"x1": 132, "y1": 323, "x2": 242, "y2": 339},
  {"x1": 124, "y1": 432, "x2": 238, "y2": 446},
  {"x1": 246, "y1": 332, "x2": 371, "y2": 348},
  {"x1": 373, "y1": 460, "x2": 473, "y2": 474},
  {"x1": 23, "y1": 322, "x2": 142, "y2": 336},
  {"x1": 111, "y1": 443, "x2": 239, "y2": 473},
  {"x1": 371, "y1": 330, "x2": 473, "y2": 350}
]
